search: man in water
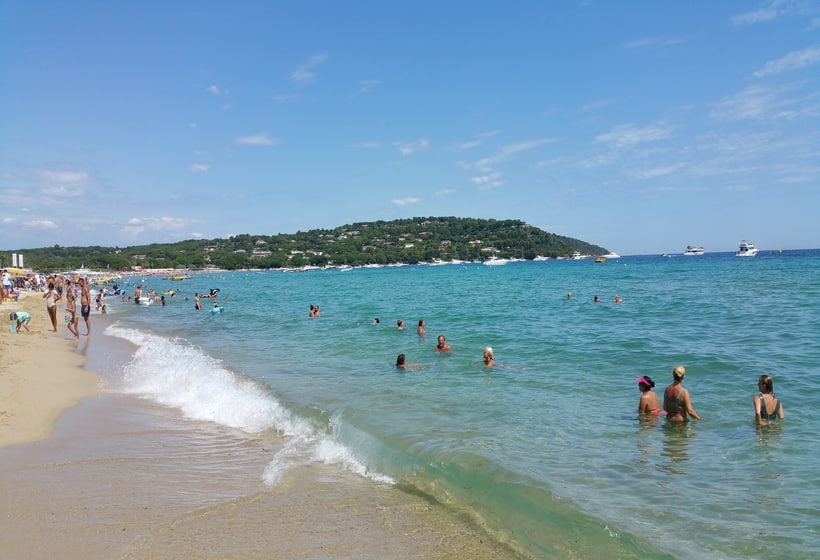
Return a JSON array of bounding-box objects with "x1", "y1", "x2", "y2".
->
[{"x1": 435, "y1": 335, "x2": 452, "y2": 352}]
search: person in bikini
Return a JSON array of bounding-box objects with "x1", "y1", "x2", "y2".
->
[
  {"x1": 636, "y1": 375, "x2": 663, "y2": 416},
  {"x1": 663, "y1": 365, "x2": 702, "y2": 421},
  {"x1": 65, "y1": 291, "x2": 80, "y2": 340},
  {"x1": 754, "y1": 374, "x2": 784, "y2": 424}
]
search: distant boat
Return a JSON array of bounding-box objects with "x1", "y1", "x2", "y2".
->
[
  {"x1": 483, "y1": 255, "x2": 510, "y2": 266},
  {"x1": 594, "y1": 257, "x2": 606, "y2": 263},
  {"x1": 571, "y1": 251, "x2": 588, "y2": 260},
  {"x1": 736, "y1": 241, "x2": 759, "y2": 257},
  {"x1": 684, "y1": 246, "x2": 705, "y2": 256},
  {"x1": 601, "y1": 252, "x2": 620, "y2": 259}
]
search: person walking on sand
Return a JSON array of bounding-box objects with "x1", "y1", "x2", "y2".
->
[
  {"x1": 663, "y1": 365, "x2": 702, "y2": 421},
  {"x1": 65, "y1": 291, "x2": 80, "y2": 340},
  {"x1": 754, "y1": 374, "x2": 784, "y2": 424},
  {"x1": 79, "y1": 277, "x2": 91, "y2": 336},
  {"x1": 43, "y1": 281, "x2": 61, "y2": 331}
]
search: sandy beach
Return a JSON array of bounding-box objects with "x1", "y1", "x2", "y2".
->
[{"x1": 0, "y1": 292, "x2": 520, "y2": 560}]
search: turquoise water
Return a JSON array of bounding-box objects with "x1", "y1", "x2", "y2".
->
[{"x1": 96, "y1": 250, "x2": 820, "y2": 559}]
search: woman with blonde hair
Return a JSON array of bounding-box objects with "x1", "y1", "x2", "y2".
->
[
  {"x1": 754, "y1": 375, "x2": 784, "y2": 424},
  {"x1": 663, "y1": 365, "x2": 702, "y2": 421}
]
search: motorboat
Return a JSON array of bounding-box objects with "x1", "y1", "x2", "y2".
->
[
  {"x1": 595, "y1": 257, "x2": 606, "y2": 263},
  {"x1": 736, "y1": 241, "x2": 759, "y2": 257},
  {"x1": 483, "y1": 256, "x2": 510, "y2": 266},
  {"x1": 601, "y1": 252, "x2": 620, "y2": 259},
  {"x1": 684, "y1": 246, "x2": 705, "y2": 256}
]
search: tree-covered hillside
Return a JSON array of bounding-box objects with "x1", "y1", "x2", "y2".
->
[{"x1": 2, "y1": 217, "x2": 609, "y2": 271}]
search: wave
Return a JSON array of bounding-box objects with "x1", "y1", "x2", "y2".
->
[{"x1": 104, "y1": 323, "x2": 394, "y2": 487}]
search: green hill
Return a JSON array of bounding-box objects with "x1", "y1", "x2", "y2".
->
[{"x1": 3, "y1": 217, "x2": 609, "y2": 271}]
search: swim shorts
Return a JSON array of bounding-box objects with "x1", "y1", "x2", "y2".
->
[{"x1": 81, "y1": 304, "x2": 91, "y2": 319}]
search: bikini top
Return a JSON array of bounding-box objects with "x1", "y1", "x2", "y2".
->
[{"x1": 759, "y1": 394, "x2": 781, "y2": 420}]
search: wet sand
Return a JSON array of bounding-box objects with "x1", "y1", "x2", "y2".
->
[{"x1": 0, "y1": 292, "x2": 522, "y2": 560}]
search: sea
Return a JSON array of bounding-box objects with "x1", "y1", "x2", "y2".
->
[{"x1": 87, "y1": 249, "x2": 820, "y2": 559}]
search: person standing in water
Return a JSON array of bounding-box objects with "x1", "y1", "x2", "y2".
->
[
  {"x1": 636, "y1": 375, "x2": 663, "y2": 415},
  {"x1": 663, "y1": 365, "x2": 702, "y2": 421},
  {"x1": 754, "y1": 374, "x2": 784, "y2": 424}
]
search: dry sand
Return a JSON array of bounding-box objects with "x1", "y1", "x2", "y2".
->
[{"x1": 0, "y1": 292, "x2": 523, "y2": 560}]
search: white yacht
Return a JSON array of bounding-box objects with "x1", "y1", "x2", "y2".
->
[
  {"x1": 736, "y1": 241, "x2": 759, "y2": 257},
  {"x1": 684, "y1": 246, "x2": 705, "y2": 256},
  {"x1": 483, "y1": 255, "x2": 510, "y2": 266}
]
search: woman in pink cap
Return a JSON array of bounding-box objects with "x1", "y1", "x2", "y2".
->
[{"x1": 636, "y1": 375, "x2": 664, "y2": 416}]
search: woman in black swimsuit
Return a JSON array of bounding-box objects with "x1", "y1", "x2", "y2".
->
[{"x1": 754, "y1": 374, "x2": 784, "y2": 424}]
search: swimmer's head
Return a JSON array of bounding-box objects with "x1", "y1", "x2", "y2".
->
[
  {"x1": 635, "y1": 375, "x2": 655, "y2": 389},
  {"x1": 672, "y1": 365, "x2": 686, "y2": 381},
  {"x1": 484, "y1": 346, "x2": 493, "y2": 358},
  {"x1": 758, "y1": 374, "x2": 774, "y2": 393}
]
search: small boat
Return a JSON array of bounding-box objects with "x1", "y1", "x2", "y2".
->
[
  {"x1": 170, "y1": 275, "x2": 192, "y2": 281},
  {"x1": 595, "y1": 257, "x2": 606, "y2": 263},
  {"x1": 684, "y1": 246, "x2": 705, "y2": 256},
  {"x1": 601, "y1": 252, "x2": 620, "y2": 259},
  {"x1": 483, "y1": 255, "x2": 510, "y2": 266},
  {"x1": 736, "y1": 241, "x2": 759, "y2": 257}
]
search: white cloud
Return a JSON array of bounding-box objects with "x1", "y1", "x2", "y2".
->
[
  {"x1": 122, "y1": 216, "x2": 189, "y2": 236},
  {"x1": 22, "y1": 219, "x2": 58, "y2": 230},
  {"x1": 730, "y1": 5, "x2": 779, "y2": 26},
  {"x1": 470, "y1": 172, "x2": 503, "y2": 186},
  {"x1": 290, "y1": 53, "x2": 328, "y2": 83},
  {"x1": 710, "y1": 84, "x2": 810, "y2": 120},
  {"x1": 595, "y1": 122, "x2": 673, "y2": 147},
  {"x1": 350, "y1": 141, "x2": 382, "y2": 149},
  {"x1": 274, "y1": 94, "x2": 298, "y2": 104},
  {"x1": 465, "y1": 139, "x2": 552, "y2": 172},
  {"x1": 629, "y1": 164, "x2": 684, "y2": 180},
  {"x1": 234, "y1": 133, "x2": 280, "y2": 146},
  {"x1": 451, "y1": 130, "x2": 501, "y2": 151},
  {"x1": 36, "y1": 169, "x2": 89, "y2": 196},
  {"x1": 189, "y1": 163, "x2": 211, "y2": 173},
  {"x1": 393, "y1": 139, "x2": 430, "y2": 156},
  {"x1": 435, "y1": 188, "x2": 456, "y2": 196},
  {"x1": 391, "y1": 197, "x2": 421, "y2": 206},
  {"x1": 754, "y1": 46, "x2": 820, "y2": 76}
]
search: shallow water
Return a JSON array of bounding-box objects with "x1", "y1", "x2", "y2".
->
[{"x1": 97, "y1": 250, "x2": 820, "y2": 559}]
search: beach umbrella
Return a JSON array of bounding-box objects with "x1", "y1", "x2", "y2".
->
[{"x1": 4, "y1": 267, "x2": 28, "y2": 276}]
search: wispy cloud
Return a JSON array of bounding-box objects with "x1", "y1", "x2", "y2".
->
[
  {"x1": 710, "y1": 84, "x2": 812, "y2": 120},
  {"x1": 469, "y1": 172, "x2": 504, "y2": 190},
  {"x1": 393, "y1": 139, "x2": 430, "y2": 156},
  {"x1": 36, "y1": 169, "x2": 89, "y2": 196},
  {"x1": 450, "y1": 130, "x2": 501, "y2": 151},
  {"x1": 465, "y1": 139, "x2": 552, "y2": 172},
  {"x1": 594, "y1": 122, "x2": 673, "y2": 147},
  {"x1": 622, "y1": 36, "x2": 687, "y2": 49},
  {"x1": 629, "y1": 164, "x2": 684, "y2": 180},
  {"x1": 349, "y1": 141, "x2": 382, "y2": 149},
  {"x1": 290, "y1": 53, "x2": 328, "y2": 84},
  {"x1": 391, "y1": 197, "x2": 421, "y2": 206},
  {"x1": 355, "y1": 79, "x2": 381, "y2": 95},
  {"x1": 730, "y1": 2, "x2": 781, "y2": 25},
  {"x1": 234, "y1": 133, "x2": 280, "y2": 146},
  {"x1": 22, "y1": 219, "x2": 58, "y2": 230},
  {"x1": 207, "y1": 85, "x2": 221, "y2": 95},
  {"x1": 435, "y1": 188, "x2": 456, "y2": 196},
  {"x1": 122, "y1": 216, "x2": 190, "y2": 236},
  {"x1": 754, "y1": 46, "x2": 820, "y2": 76},
  {"x1": 274, "y1": 94, "x2": 298, "y2": 104},
  {"x1": 189, "y1": 163, "x2": 211, "y2": 173}
]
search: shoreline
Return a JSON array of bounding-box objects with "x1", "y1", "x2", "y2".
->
[{"x1": 0, "y1": 291, "x2": 520, "y2": 560}]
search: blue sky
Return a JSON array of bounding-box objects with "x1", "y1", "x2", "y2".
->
[{"x1": 2, "y1": 1, "x2": 819, "y2": 255}]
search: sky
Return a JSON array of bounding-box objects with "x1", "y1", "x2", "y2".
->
[{"x1": 1, "y1": 1, "x2": 819, "y2": 256}]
